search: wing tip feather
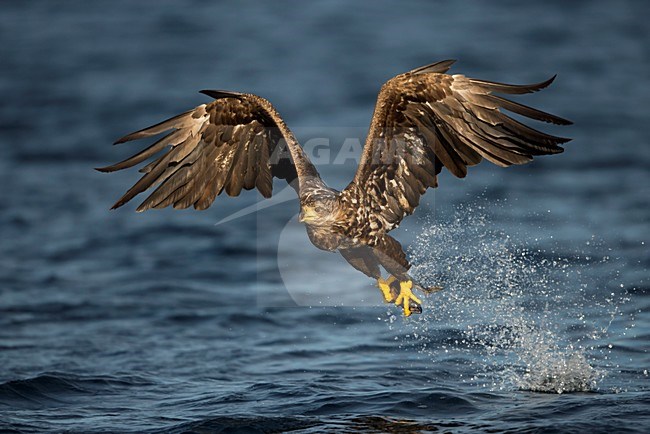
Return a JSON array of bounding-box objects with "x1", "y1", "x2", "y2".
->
[
  {"x1": 522, "y1": 74, "x2": 557, "y2": 93},
  {"x1": 114, "y1": 130, "x2": 153, "y2": 145},
  {"x1": 410, "y1": 59, "x2": 457, "y2": 75},
  {"x1": 199, "y1": 89, "x2": 243, "y2": 100},
  {"x1": 114, "y1": 136, "x2": 130, "y2": 145},
  {"x1": 469, "y1": 74, "x2": 559, "y2": 95}
]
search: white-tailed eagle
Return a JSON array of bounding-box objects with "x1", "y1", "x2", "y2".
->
[{"x1": 97, "y1": 60, "x2": 571, "y2": 316}]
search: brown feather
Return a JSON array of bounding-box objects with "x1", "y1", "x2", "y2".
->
[
  {"x1": 113, "y1": 109, "x2": 196, "y2": 144},
  {"x1": 477, "y1": 94, "x2": 573, "y2": 125},
  {"x1": 468, "y1": 75, "x2": 557, "y2": 95},
  {"x1": 96, "y1": 129, "x2": 189, "y2": 173}
]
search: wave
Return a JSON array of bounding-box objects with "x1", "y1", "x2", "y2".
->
[
  {"x1": 153, "y1": 415, "x2": 319, "y2": 434},
  {"x1": 0, "y1": 373, "x2": 153, "y2": 410}
]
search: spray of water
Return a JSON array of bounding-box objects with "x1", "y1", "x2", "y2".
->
[{"x1": 394, "y1": 201, "x2": 631, "y2": 394}]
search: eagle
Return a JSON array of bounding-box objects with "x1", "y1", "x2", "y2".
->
[{"x1": 97, "y1": 60, "x2": 571, "y2": 316}]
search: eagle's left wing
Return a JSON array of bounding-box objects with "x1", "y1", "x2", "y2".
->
[{"x1": 340, "y1": 59, "x2": 572, "y2": 234}]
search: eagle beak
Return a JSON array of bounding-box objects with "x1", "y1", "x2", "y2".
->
[{"x1": 299, "y1": 207, "x2": 316, "y2": 223}]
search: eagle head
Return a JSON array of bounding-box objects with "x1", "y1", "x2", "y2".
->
[{"x1": 298, "y1": 191, "x2": 340, "y2": 225}]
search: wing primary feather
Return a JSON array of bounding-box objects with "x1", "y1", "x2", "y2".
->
[
  {"x1": 150, "y1": 181, "x2": 195, "y2": 210},
  {"x1": 481, "y1": 94, "x2": 573, "y2": 125},
  {"x1": 110, "y1": 152, "x2": 174, "y2": 209},
  {"x1": 465, "y1": 117, "x2": 563, "y2": 156},
  {"x1": 469, "y1": 75, "x2": 556, "y2": 95},
  {"x1": 96, "y1": 129, "x2": 187, "y2": 172},
  {"x1": 113, "y1": 109, "x2": 195, "y2": 144},
  {"x1": 454, "y1": 124, "x2": 534, "y2": 166},
  {"x1": 138, "y1": 159, "x2": 158, "y2": 174},
  {"x1": 136, "y1": 142, "x2": 207, "y2": 211},
  {"x1": 199, "y1": 89, "x2": 243, "y2": 100},
  {"x1": 465, "y1": 103, "x2": 571, "y2": 146},
  {"x1": 495, "y1": 111, "x2": 572, "y2": 145},
  {"x1": 138, "y1": 166, "x2": 195, "y2": 212},
  {"x1": 410, "y1": 59, "x2": 457, "y2": 75}
]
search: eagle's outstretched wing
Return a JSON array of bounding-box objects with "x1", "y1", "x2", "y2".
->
[
  {"x1": 341, "y1": 59, "x2": 572, "y2": 234},
  {"x1": 97, "y1": 91, "x2": 317, "y2": 211}
]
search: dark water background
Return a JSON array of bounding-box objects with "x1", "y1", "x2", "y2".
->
[{"x1": 1, "y1": 1, "x2": 648, "y2": 432}]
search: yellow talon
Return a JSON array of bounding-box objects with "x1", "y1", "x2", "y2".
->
[
  {"x1": 377, "y1": 275, "x2": 397, "y2": 302},
  {"x1": 394, "y1": 280, "x2": 421, "y2": 317}
]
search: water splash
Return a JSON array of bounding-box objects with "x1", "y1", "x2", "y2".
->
[{"x1": 398, "y1": 201, "x2": 630, "y2": 394}]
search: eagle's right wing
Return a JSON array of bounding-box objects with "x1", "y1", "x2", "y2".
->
[{"x1": 97, "y1": 91, "x2": 311, "y2": 212}]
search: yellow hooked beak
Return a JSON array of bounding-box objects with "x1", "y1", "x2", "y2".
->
[{"x1": 299, "y1": 206, "x2": 318, "y2": 223}]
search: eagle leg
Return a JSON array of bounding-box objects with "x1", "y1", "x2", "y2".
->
[
  {"x1": 377, "y1": 275, "x2": 398, "y2": 302},
  {"x1": 395, "y1": 280, "x2": 422, "y2": 317}
]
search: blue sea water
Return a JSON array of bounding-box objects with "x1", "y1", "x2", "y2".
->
[{"x1": 0, "y1": 1, "x2": 648, "y2": 432}]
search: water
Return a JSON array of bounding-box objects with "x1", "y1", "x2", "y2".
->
[
  {"x1": 407, "y1": 205, "x2": 627, "y2": 394},
  {"x1": 1, "y1": 1, "x2": 649, "y2": 432}
]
